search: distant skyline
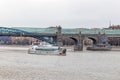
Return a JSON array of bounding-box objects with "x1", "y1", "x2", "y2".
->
[{"x1": 0, "y1": 0, "x2": 119, "y2": 28}]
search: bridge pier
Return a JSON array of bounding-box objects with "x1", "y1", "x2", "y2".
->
[
  {"x1": 74, "y1": 32, "x2": 83, "y2": 51},
  {"x1": 74, "y1": 44, "x2": 83, "y2": 51},
  {"x1": 73, "y1": 32, "x2": 83, "y2": 51},
  {"x1": 56, "y1": 26, "x2": 63, "y2": 47}
]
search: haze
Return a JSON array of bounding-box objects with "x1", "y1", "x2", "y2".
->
[{"x1": 0, "y1": 0, "x2": 119, "y2": 28}]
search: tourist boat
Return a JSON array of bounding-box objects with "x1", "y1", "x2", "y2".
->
[
  {"x1": 86, "y1": 43, "x2": 112, "y2": 51},
  {"x1": 28, "y1": 42, "x2": 66, "y2": 55}
]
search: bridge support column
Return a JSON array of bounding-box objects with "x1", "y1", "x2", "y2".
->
[
  {"x1": 74, "y1": 32, "x2": 83, "y2": 51},
  {"x1": 56, "y1": 26, "x2": 63, "y2": 47},
  {"x1": 74, "y1": 44, "x2": 83, "y2": 51}
]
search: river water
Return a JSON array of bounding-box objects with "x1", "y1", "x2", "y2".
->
[{"x1": 0, "y1": 45, "x2": 120, "y2": 80}]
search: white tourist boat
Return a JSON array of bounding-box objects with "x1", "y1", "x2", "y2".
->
[{"x1": 28, "y1": 42, "x2": 66, "y2": 55}]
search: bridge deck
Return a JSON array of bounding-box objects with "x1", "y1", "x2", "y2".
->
[{"x1": 0, "y1": 27, "x2": 119, "y2": 37}]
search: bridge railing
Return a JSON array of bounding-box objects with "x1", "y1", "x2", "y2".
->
[{"x1": 62, "y1": 29, "x2": 120, "y2": 35}]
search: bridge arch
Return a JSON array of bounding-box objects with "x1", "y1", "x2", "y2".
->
[
  {"x1": 69, "y1": 37, "x2": 78, "y2": 45},
  {"x1": 87, "y1": 37, "x2": 97, "y2": 44}
]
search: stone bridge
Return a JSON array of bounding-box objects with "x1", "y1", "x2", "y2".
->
[{"x1": 56, "y1": 27, "x2": 109, "y2": 51}]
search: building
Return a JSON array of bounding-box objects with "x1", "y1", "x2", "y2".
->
[{"x1": 109, "y1": 25, "x2": 120, "y2": 29}]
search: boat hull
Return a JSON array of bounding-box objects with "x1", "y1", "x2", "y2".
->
[{"x1": 87, "y1": 46, "x2": 112, "y2": 51}]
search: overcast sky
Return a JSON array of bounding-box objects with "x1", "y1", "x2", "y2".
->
[{"x1": 0, "y1": 0, "x2": 119, "y2": 28}]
